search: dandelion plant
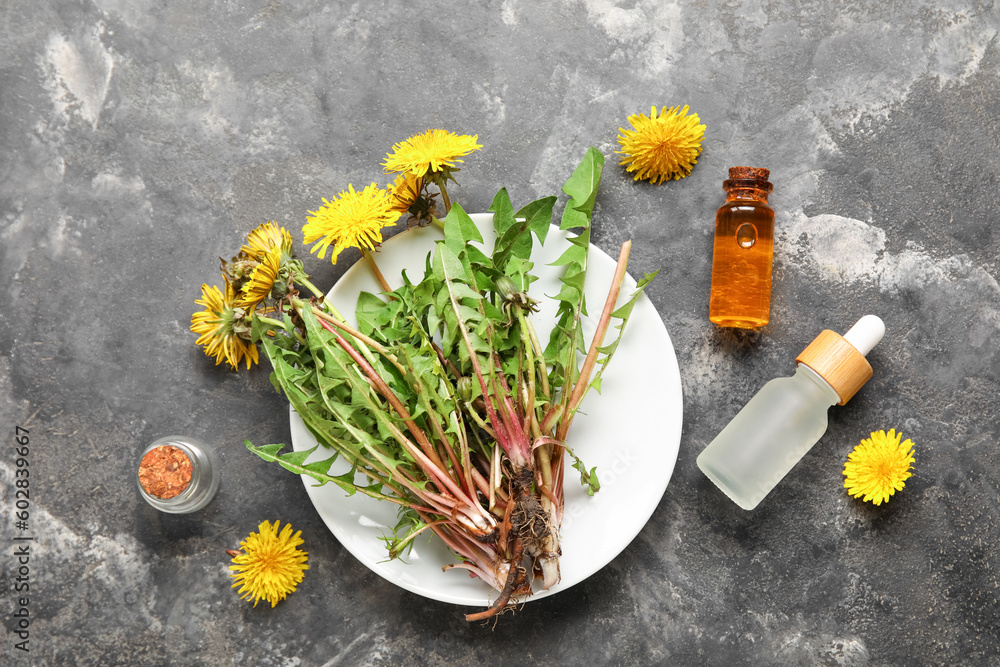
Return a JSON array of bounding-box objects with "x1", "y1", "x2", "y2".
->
[{"x1": 195, "y1": 143, "x2": 657, "y2": 620}]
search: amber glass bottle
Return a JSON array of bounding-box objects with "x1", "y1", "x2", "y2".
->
[{"x1": 709, "y1": 167, "x2": 775, "y2": 329}]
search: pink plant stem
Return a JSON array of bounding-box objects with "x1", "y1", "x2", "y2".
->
[
  {"x1": 319, "y1": 320, "x2": 485, "y2": 512},
  {"x1": 452, "y1": 416, "x2": 479, "y2": 505},
  {"x1": 493, "y1": 362, "x2": 531, "y2": 459},
  {"x1": 445, "y1": 287, "x2": 516, "y2": 457},
  {"x1": 556, "y1": 241, "x2": 631, "y2": 442},
  {"x1": 443, "y1": 561, "x2": 495, "y2": 585},
  {"x1": 490, "y1": 373, "x2": 527, "y2": 461},
  {"x1": 311, "y1": 307, "x2": 407, "y2": 375},
  {"x1": 471, "y1": 466, "x2": 508, "y2": 503},
  {"x1": 421, "y1": 513, "x2": 497, "y2": 578},
  {"x1": 317, "y1": 319, "x2": 444, "y2": 464}
]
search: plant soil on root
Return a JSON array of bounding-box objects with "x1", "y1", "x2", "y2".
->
[
  {"x1": 465, "y1": 467, "x2": 554, "y2": 621},
  {"x1": 511, "y1": 492, "x2": 550, "y2": 556}
]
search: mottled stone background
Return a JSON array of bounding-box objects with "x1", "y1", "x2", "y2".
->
[{"x1": 2, "y1": 0, "x2": 999, "y2": 665}]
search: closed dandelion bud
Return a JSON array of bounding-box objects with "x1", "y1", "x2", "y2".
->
[
  {"x1": 456, "y1": 376, "x2": 474, "y2": 402},
  {"x1": 232, "y1": 321, "x2": 252, "y2": 340},
  {"x1": 271, "y1": 277, "x2": 290, "y2": 298},
  {"x1": 495, "y1": 276, "x2": 518, "y2": 302},
  {"x1": 495, "y1": 276, "x2": 538, "y2": 320}
]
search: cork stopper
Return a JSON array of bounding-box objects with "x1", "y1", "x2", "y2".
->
[
  {"x1": 795, "y1": 316, "x2": 885, "y2": 405},
  {"x1": 724, "y1": 166, "x2": 773, "y2": 193}
]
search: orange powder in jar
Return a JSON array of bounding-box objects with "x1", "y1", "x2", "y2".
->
[{"x1": 138, "y1": 445, "x2": 193, "y2": 499}]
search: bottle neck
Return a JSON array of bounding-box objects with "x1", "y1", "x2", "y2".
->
[
  {"x1": 794, "y1": 364, "x2": 841, "y2": 407},
  {"x1": 724, "y1": 187, "x2": 770, "y2": 202},
  {"x1": 723, "y1": 176, "x2": 772, "y2": 203}
]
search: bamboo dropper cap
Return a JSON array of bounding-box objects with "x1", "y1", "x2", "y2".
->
[{"x1": 795, "y1": 315, "x2": 885, "y2": 405}]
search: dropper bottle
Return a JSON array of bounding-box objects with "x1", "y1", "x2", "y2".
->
[{"x1": 697, "y1": 315, "x2": 885, "y2": 510}]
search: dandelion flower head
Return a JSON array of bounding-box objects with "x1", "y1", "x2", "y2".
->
[
  {"x1": 236, "y1": 245, "x2": 281, "y2": 311},
  {"x1": 843, "y1": 429, "x2": 915, "y2": 505},
  {"x1": 191, "y1": 280, "x2": 258, "y2": 370},
  {"x1": 229, "y1": 520, "x2": 309, "y2": 607},
  {"x1": 383, "y1": 129, "x2": 482, "y2": 178},
  {"x1": 242, "y1": 221, "x2": 294, "y2": 261},
  {"x1": 617, "y1": 105, "x2": 705, "y2": 184},
  {"x1": 303, "y1": 183, "x2": 402, "y2": 264},
  {"x1": 387, "y1": 172, "x2": 424, "y2": 216}
]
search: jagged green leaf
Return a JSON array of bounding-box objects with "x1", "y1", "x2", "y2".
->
[
  {"x1": 442, "y1": 202, "x2": 482, "y2": 250},
  {"x1": 567, "y1": 446, "x2": 601, "y2": 496},
  {"x1": 561, "y1": 146, "x2": 604, "y2": 230},
  {"x1": 245, "y1": 440, "x2": 372, "y2": 498}
]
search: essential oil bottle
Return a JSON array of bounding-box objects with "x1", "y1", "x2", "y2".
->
[
  {"x1": 697, "y1": 315, "x2": 885, "y2": 510},
  {"x1": 709, "y1": 167, "x2": 775, "y2": 329}
]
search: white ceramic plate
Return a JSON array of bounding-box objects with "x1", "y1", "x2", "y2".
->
[{"x1": 289, "y1": 213, "x2": 682, "y2": 607}]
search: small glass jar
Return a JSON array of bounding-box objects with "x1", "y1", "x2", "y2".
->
[
  {"x1": 137, "y1": 436, "x2": 220, "y2": 513},
  {"x1": 709, "y1": 166, "x2": 775, "y2": 329}
]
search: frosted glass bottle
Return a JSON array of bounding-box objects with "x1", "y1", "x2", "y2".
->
[{"x1": 697, "y1": 315, "x2": 885, "y2": 510}]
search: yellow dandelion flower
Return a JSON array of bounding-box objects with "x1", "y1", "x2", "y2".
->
[
  {"x1": 843, "y1": 429, "x2": 915, "y2": 505},
  {"x1": 229, "y1": 520, "x2": 309, "y2": 608},
  {"x1": 191, "y1": 280, "x2": 258, "y2": 370},
  {"x1": 387, "y1": 172, "x2": 424, "y2": 216},
  {"x1": 303, "y1": 183, "x2": 401, "y2": 264},
  {"x1": 242, "y1": 221, "x2": 294, "y2": 260},
  {"x1": 237, "y1": 245, "x2": 281, "y2": 311},
  {"x1": 382, "y1": 129, "x2": 482, "y2": 178},
  {"x1": 617, "y1": 105, "x2": 705, "y2": 184}
]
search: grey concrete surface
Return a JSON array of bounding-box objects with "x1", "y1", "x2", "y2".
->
[{"x1": 2, "y1": 1, "x2": 999, "y2": 665}]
